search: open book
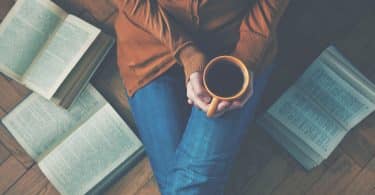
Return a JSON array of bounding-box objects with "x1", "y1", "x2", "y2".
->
[
  {"x1": 257, "y1": 46, "x2": 375, "y2": 169},
  {"x1": 0, "y1": 0, "x2": 114, "y2": 108},
  {"x1": 2, "y1": 85, "x2": 143, "y2": 195}
]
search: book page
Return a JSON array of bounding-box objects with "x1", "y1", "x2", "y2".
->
[
  {"x1": 257, "y1": 115, "x2": 320, "y2": 170},
  {"x1": 267, "y1": 86, "x2": 347, "y2": 158},
  {"x1": 296, "y1": 48, "x2": 375, "y2": 130},
  {"x1": 325, "y1": 47, "x2": 375, "y2": 98},
  {"x1": 321, "y1": 46, "x2": 375, "y2": 104},
  {"x1": 259, "y1": 113, "x2": 324, "y2": 163},
  {"x1": 51, "y1": 33, "x2": 114, "y2": 108},
  {"x1": 22, "y1": 15, "x2": 100, "y2": 99},
  {"x1": 1, "y1": 85, "x2": 106, "y2": 160},
  {"x1": 0, "y1": 0, "x2": 66, "y2": 81},
  {"x1": 38, "y1": 103, "x2": 142, "y2": 195}
]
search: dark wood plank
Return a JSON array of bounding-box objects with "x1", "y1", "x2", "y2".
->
[
  {"x1": 335, "y1": 12, "x2": 375, "y2": 81},
  {"x1": 359, "y1": 113, "x2": 375, "y2": 147},
  {"x1": 342, "y1": 157, "x2": 375, "y2": 195},
  {"x1": 0, "y1": 108, "x2": 6, "y2": 119},
  {"x1": 0, "y1": 0, "x2": 14, "y2": 22},
  {"x1": 0, "y1": 75, "x2": 24, "y2": 112},
  {"x1": 105, "y1": 157, "x2": 154, "y2": 195},
  {"x1": 5, "y1": 165, "x2": 49, "y2": 195},
  {"x1": 306, "y1": 154, "x2": 361, "y2": 195},
  {"x1": 8, "y1": 80, "x2": 31, "y2": 98},
  {"x1": 340, "y1": 127, "x2": 375, "y2": 167},
  {"x1": 271, "y1": 164, "x2": 327, "y2": 195},
  {"x1": 0, "y1": 142, "x2": 10, "y2": 165},
  {"x1": 0, "y1": 123, "x2": 34, "y2": 168},
  {"x1": 37, "y1": 183, "x2": 60, "y2": 195},
  {"x1": 0, "y1": 156, "x2": 26, "y2": 194},
  {"x1": 323, "y1": 147, "x2": 344, "y2": 168},
  {"x1": 135, "y1": 177, "x2": 160, "y2": 195},
  {"x1": 241, "y1": 153, "x2": 296, "y2": 195}
]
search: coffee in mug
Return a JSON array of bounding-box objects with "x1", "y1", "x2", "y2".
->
[
  {"x1": 203, "y1": 56, "x2": 251, "y2": 117},
  {"x1": 205, "y1": 61, "x2": 245, "y2": 97}
]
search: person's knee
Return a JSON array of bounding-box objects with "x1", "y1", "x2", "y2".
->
[
  {"x1": 172, "y1": 147, "x2": 233, "y2": 179},
  {"x1": 165, "y1": 149, "x2": 230, "y2": 194}
]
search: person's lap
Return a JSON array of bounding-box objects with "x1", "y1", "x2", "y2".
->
[
  {"x1": 128, "y1": 66, "x2": 190, "y2": 190},
  {"x1": 128, "y1": 64, "x2": 276, "y2": 194}
]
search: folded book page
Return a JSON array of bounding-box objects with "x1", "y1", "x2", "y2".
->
[{"x1": 22, "y1": 14, "x2": 100, "y2": 98}]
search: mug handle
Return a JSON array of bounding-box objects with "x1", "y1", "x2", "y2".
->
[{"x1": 207, "y1": 97, "x2": 220, "y2": 117}]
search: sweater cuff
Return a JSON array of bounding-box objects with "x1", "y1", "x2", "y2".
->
[{"x1": 174, "y1": 42, "x2": 207, "y2": 82}]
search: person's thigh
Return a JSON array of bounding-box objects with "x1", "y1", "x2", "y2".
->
[
  {"x1": 166, "y1": 64, "x2": 277, "y2": 195},
  {"x1": 128, "y1": 65, "x2": 190, "y2": 191}
]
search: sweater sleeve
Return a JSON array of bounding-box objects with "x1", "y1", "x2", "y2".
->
[
  {"x1": 115, "y1": 0, "x2": 207, "y2": 79},
  {"x1": 231, "y1": 0, "x2": 290, "y2": 73}
]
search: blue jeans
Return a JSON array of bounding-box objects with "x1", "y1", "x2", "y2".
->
[{"x1": 128, "y1": 64, "x2": 276, "y2": 195}]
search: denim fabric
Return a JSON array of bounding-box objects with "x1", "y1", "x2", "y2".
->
[{"x1": 128, "y1": 63, "x2": 276, "y2": 195}]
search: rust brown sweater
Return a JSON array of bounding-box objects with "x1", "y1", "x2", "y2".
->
[{"x1": 114, "y1": 0, "x2": 290, "y2": 96}]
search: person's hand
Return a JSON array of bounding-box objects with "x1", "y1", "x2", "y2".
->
[
  {"x1": 186, "y1": 72, "x2": 211, "y2": 112},
  {"x1": 210, "y1": 86, "x2": 253, "y2": 117},
  {"x1": 187, "y1": 72, "x2": 254, "y2": 117},
  {"x1": 212, "y1": 72, "x2": 254, "y2": 117}
]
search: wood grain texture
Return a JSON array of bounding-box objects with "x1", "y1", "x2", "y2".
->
[
  {"x1": 37, "y1": 183, "x2": 60, "y2": 195},
  {"x1": 341, "y1": 128, "x2": 375, "y2": 167},
  {"x1": 272, "y1": 164, "x2": 327, "y2": 195},
  {"x1": 135, "y1": 177, "x2": 160, "y2": 195},
  {"x1": 0, "y1": 123, "x2": 34, "y2": 168},
  {"x1": 342, "y1": 157, "x2": 375, "y2": 195},
  {"x1": 242, "y1": 154, "x2": 296, "y2": 195},
  {"x1": 306, "y1": 155, "x2": 361, "y2": 195},
  {"x1": 0, "y1": 0, "x2": 374, "y2": 195},
  {"x1": 0, "y1": 108, "x2": 6, "y2": 119},
  {"x1": 0, "y1": 142, "x2": 10, "y2": 165},
  {"x1": 0, "y1": 157, "x2": 26, "y2": 194},
  {"x1": 359, "y1": 113, "x2": 375, "y2": 147},
  {"x1": 0, "y1": 75, "x2": 23, "y2": 112},
  {"x1": 323, "y1": 147, "x2": 344, "y2": 168},
  {"x1": 335, "y1": 12, "x2": 375, "y2": 81},
  {"x1": 5, "y1": 165, "x2": 49, "y2": 195},
  {"x1": 8, "y1": 80, "x2": 31, "y2": 98},
  {"x1": 105, "y1": 157, "x2": 154, "y2": 195},
  {"x1": 0, "y1": 0, "x2": 13, "y2": 22}
]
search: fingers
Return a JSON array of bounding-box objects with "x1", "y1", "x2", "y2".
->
[
  {"x1": 211, "y1": 100, "x2": 229, "y2": 117},
  {"x1": 229, "y1": 87, "x2": 253, "y2": 110},
  {"x1": 187, "y1": 72, "x2": 254, "y2": 116},
  {"x1": 189, "y1": 73, "x2": 211, "y2": 104},
  {"x1": 187, "y1": 81, "x2": 209, "y2": 112},
  {"x1": 217, "y1": 100, "x2": 231, "y2": 112}
]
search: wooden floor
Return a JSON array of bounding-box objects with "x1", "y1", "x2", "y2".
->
[{"x1": 1, "y1": 0, "x2": 375, "y2": 194}]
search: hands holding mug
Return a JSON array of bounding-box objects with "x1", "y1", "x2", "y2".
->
[{"x1": 187, "y1": 56, "x2": 253, "y2": 117}]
